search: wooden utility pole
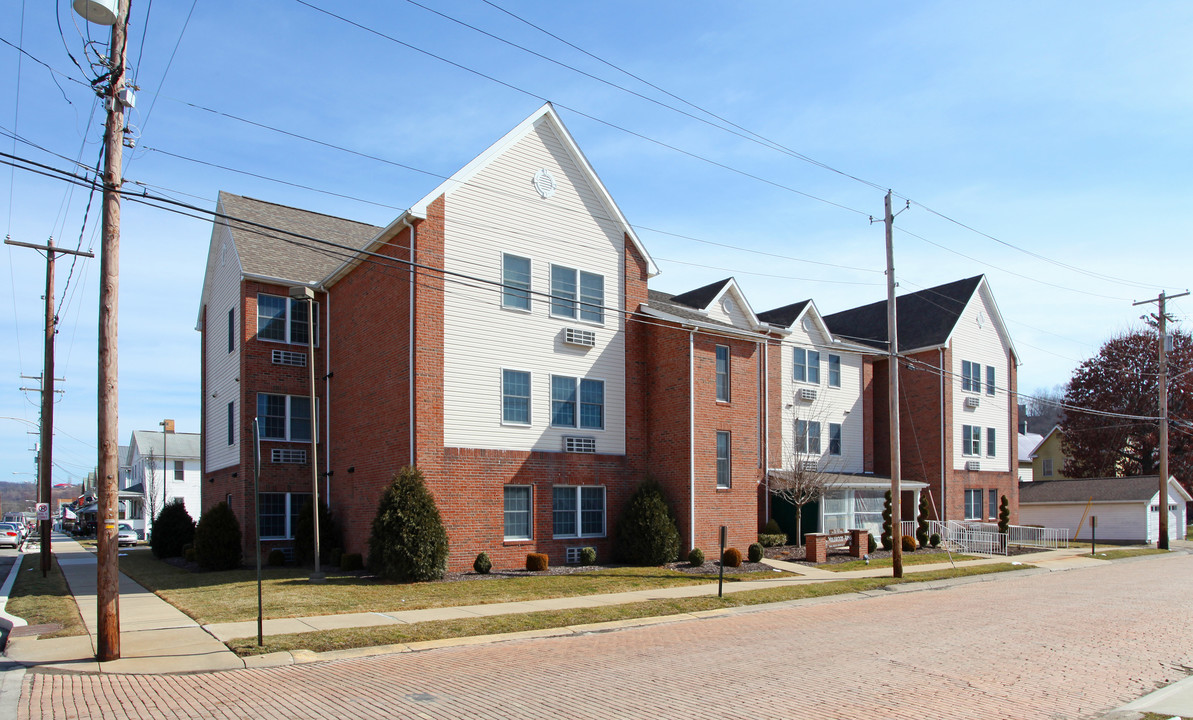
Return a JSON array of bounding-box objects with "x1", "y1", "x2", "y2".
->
[
  {"x1": 1134, "y1": 289, "x2": 1189, "y2": 550},
  {"x1": 96, "y1": 0, "x2": 130, "y2": 662},
  {"x1": 884, "y1": 191, "x2": 903, "y2": 578}
]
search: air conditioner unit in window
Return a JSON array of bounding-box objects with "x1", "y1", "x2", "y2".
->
[
  {"x1": 272, "y1": 448, "x2": 308, "y2": 464},
  {"x1": 563, "y1": 327, "x2": 596, "y2": 347},
  {"x1": 965, "y1": 460, "x2": 981, "y2": 471},
  {"x1": 964, "y1": 396, "x2": 980, "y2": 409},
  {"x1": 565, "y1": 547, "x2": 583, "y2": 564},
  {"x1": 798, "y1": 388, "x2": 817, "y2": 402},
  {"x1": 563, "y1": 436, "x2": 596, "y2": 454},
  {"x1": 800, "y1": 460, "x2": 818, "y2": 472},
  {"x1": 272, "y1": 349, "x2": 307, "y2": 367}
]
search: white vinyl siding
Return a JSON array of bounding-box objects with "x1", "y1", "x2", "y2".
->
[
  {"x1": 951, "y1": 287, "x2": 1012, "y2": 472},
  {"x1": 1020, "y1": 488, "x2": 1187, "y2": 543},
  {"x1": 441, "y1": 120, "x2": 627, "y2": 454},
  {"x1": 203, "y1": 216, "x2": 242, "y2": 472}
]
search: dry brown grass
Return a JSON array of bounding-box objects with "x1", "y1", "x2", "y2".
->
[{"x1": 6, "y1": 555, "x2": 87, "y2": 638}]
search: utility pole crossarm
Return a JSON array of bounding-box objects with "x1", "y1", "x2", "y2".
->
[{"x1": 4, "y1": 239, "x2": 95, "y2": 258}]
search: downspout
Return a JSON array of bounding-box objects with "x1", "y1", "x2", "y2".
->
[
  {"x1": 408, "y1": 221, "x2": 417, "y2": 467},
  {"x1": 324, "y1": 291, "x2": 331, "y2": 504},
  {"x1": 688, "y1": 326, "x2": 697, "y2": 550},
  {"x1": 939, "y1": 347, "x2": 946, "y2": 521},
  {"x1": 761, "y1": 338, "x2": 769, "y2": 522}
]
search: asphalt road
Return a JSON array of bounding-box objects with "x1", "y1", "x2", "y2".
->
[{"x1": 15, "y1": 552, "x2": 1193, "y2": 719}]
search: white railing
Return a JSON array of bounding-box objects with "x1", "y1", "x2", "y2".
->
[
  {"x1": 927, "y1": 520, "x2": 1008, "y2": 555},
  {"x1": 957, "y1": 521, "x2": 1069, "y2": 550},
  {"x1": 899, "y1": 520, "x2": 916, "y2": 538}
]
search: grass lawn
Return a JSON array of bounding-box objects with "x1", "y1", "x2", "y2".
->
[
  {"x1": 1087, "y1": 548, "x2": 1169, "y2": 561},
  {"x1": 6, "y1": 555, "x2": 87, "y2": 638},
  {"x1": 1186, "y1": 524, "x2": 1192, "y2": 541},
  {"x1": 115, "y1": 548, "x2": 788, "y2": 625},
  {"x1": 227, "y1": 563, "x2": 1027, "y2": 656},
  {"x1": 819, "y1": 553, "x2": 978, "y2": 572}
]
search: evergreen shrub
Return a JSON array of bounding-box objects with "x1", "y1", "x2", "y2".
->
[
  {"x1": 150, "y1": 500, "x2": 195, "y2": 559},
  {"x1": 929, "y1": 533, "x2": 941, "y2": 548},
  {"x1": 880, "y1": 491, "x2": 893, "y2": 551},
  {"x1": 473, "y1": 552, "x2": 492, "y2": 574},
  {"x1": 367, "y1": 467, "x2": 449, "y2": 582},
  {"x1": 294, "y1": 499, "x2": 340, "y2": 566},
  {"x1": 998, "y1": 495, "x2": 1011, "y2": 534},
  {"x1": 688, "y1": 547, "x2": 705, "y2": 566},
  {"x1": 341, "y1": 553, "x2": 363, "y2": 571},
  {"x1": 916, "y1": 494, "x2": 930, "y2": 548},
  {"x1": 579, "y1": 546, "x2": 597, "y2": 565},
  {"x1": 615, "y1": 478, "x2": 681, "y2": 565},
  {"x1": 747, "y1": 542, "x2": 764, "y2": 563},
  {"x1": 757, "y1": 533, "x2": 787, "y2": 547},
  {"x1": 267, "y1": 548, "x2": 286, "y2": 566},
  {"x1": 194, "y1": 502, "x2": 243, "y2": 571}
]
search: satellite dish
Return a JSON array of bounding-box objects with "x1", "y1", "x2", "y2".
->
[{"x1": 73, "y1": 0, "x2": 118, "y2": 26}]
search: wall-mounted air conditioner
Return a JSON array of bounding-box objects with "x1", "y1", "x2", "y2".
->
[
  {"x1": 563, "y1": 327, "x2": 596, "y2": 347},
  {"x1": 964, "y1": 396, "x2": 980, "y2": 409},
  {"x1": 798, "y1": 388, "x2": 817, "y2": 402},
  {"x1": 563, "y1": 436, "x2": 597, "y2": 454},
  {"x1": 965, "y1": 460, "x2": 981, "y2": 471}
]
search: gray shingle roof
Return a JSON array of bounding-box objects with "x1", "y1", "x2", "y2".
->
[
  {"x1": 131, "y1": 431, "x2": 201, "y2": 460},
  {"x1": 822, "y1": 275, "x2": 984, "y2": 351},
  {"x1": 219, "y1": 192, "x2": 381, "y2": 284},
  {"x1": 646, "y1": 289, "x2": 739, "y2": 330},
  {"x1": 667, "y1": 278, "x2": 731, "y2": 310},
  {"x1": 757, "y1": 300, "x2": 811, "y2": 328},
  {"x1": 1018, "y1": 475, "x2": 1165, "y2": 504}
]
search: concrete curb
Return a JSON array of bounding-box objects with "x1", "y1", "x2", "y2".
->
[{"x1": 0, "y1": 553, "x2": 27, "y2": 634}]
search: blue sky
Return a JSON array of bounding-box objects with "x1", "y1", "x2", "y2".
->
[{"x1": 3, "y1": 1, "x2": 1192, "y2": 486}]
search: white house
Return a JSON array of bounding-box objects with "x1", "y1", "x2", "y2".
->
[
  {"x1": 1018, "y1": 475, "x2": 1190, "y2": 544},
  {"x1": 126, "y1": 426, "x2": 201, "y2": 538},
  {"x1": 1017, "y1": 432, "x2": 1043, "y2": 483}
]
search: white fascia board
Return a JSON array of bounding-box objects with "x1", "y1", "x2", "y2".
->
[
  {"x1": 321, "y1": 212, "x2": 415, "y2": 288},
  {"x1": 938, "y1": 276, "x2": 1020, "y2": 365},
  {"x1": 1168, "y1": 477, "x2": 1193, "y2": 501},
  {"x1": 708, "y1": 278, "x2": 767, "y2": 331},
  {"x1": 243, "y1": 271, "x2": 313, "y2": 289},
  {"x1": 639, "y1": 306, "x2": 767, "y2": 340},
  {"x1": 195, "y1": 195, "x2": 241, "y2": 331}
]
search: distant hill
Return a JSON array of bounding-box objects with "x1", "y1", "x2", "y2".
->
[{"x1": 0, "y1": 481, "x2": 81, "y2": 514}]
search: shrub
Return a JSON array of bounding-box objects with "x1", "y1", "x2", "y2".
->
[
  {"x1": 901, "y1": 534, "x2": 917, "y2": 552},
  {"x1": 929, "y1": 532, "x2": 941, "y2": 548},
  {"x1": 757, "y1": 533, "x2": 787, "y2": 547},
  {"x1": 615, "y1": 478, "x2": 681, "y2": 565},
  {"x1": 579, "y1": 546, "x2": 597, "y2": 565},
  {"x1": 867, "y1": 532, "x2": 877, "y2": 554},
  {"x1": 181, "y1": 543, "x2": 193, "y2": 555},
  {"x1": 526, "y1": 552, "x2": 548, "y2": 572},
  {"x1": 688, "y1": 547, "x2": 705, "y2": 566},
  {"x1": 194, "y1": 502, "x2": 243, "y2": 571},
  {"x1": 367, "y1": 466, "x2": 449, "y2": 582},
  {"x1": 762, "y1": 518, "x2": 782, "y2": 535},
  {"x1": 747, "y1": 542, "x2": 764, "y2": 563},
  {"x1": 329, "y1": 547, "x2": 343, "y2": 568},
  {"x1": 998, "y1": 495, "x2": 1011, "y2": 534},
  {"x1": 473, "y1": 552, "x2": 492, "y2": 574},
  {"x1": 267, "y1": 548, "x2": 286, "y2": 566},
  {"x1": 294, "y1": 499, "x2": 340, "y2": 566},
  {"x1": 150, "y1": 500, "x2": 195, "y2": 559},
  {"x1": 916, "y1": 493, "x2": 930, "y2": 548},
  {"x1": 722, "y1": 547, "x2": 742, "y2": 568},
  {"x1": 881, "y1": 491, "x2": 893, "y2": 551},
  {"x1": 341, "y1": 553, "x2": 363, "y2": 572},
  {"x1": 184, "y1": 548, "x2": 196, "y2": 563}
]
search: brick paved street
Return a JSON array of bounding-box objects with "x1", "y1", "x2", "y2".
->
[{"x1": 19, "y1": 554, "x2": 1193, "y2": 719}]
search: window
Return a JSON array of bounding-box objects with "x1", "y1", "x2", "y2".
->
[
  {"x1": 715, "y1": 345, "x2": 730, "y2": 402},
  {"x1": 986, "y1": 427, "x2": 997, "y2": 457},
  {"x1": 964, "y1": 489, "x2": 983, "y2": 520},
  {"x1": 503, "y1": 486, "x2": 531, "y2": 540},
  {"x1": 989, "y1": 489, "x2": 998, "y2": 519},
  {"x1": 551, "y1": 376, "x2": 603, "y2": 429},
  {"x1": 552, "y1": 486, "x2": 605, "y2": 537},
  {"x1": 258, "y1": 492, "x2": 310, "y2": 539},
  {"x1": 257, "y1": 394, "x2": 312, "y2": 442},
  {"x1": 829, "y1": 423, "x2": 842, "y2": 456},
  {"x1": 173, "y1": 461, "x2": 184, "y2": 481},
  {"x1": 986, "y1": 366, "x2": 996, "y2": 396},
  {"x1": 1042, "y1": 458, "x2": 1054, "y2": 477},
  {"x1": 256, "y1": 293, "x2": 318, "y2": 345},
  {"x1": 828, "y1": 354, "x2": 841, "y2": 388},
  {"x1": 502, "y1": 254, "x2": 531, "y2": 310},
  {"x1": 550, "y1": 265, "x2": 604, "y2": 323},
  {"x1": 796, "y1": 420, "x2": 822, "y2": 454},
  {"x1": 227, "y1": 307, "x2": 235, "y2": 353},
  {"x1": 794, "y1": 348, "x2": 820, "y2": 383},
  {"x1": 226, "y1": 402, "x2": 234, "y2": 446},
  {"x1": 962, "y1": 425, "x2": 981, "y2": 456},
  {"x1": 716, "y1": 431, "x2": 731, "y2": 488},
  {"x1": 962, "y1": 360, "x2": 980, "y2": 392},
  {"x1": 502, "y1": 370, "x2": 531, "y2": 425}
]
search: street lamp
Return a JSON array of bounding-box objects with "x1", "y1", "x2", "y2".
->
[{"x1": 289, "y1": 285, "x2": 323, "y2": 583}]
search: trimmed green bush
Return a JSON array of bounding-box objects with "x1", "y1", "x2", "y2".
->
[
  {"x1": 526, "y1": 552, "x2": 548, "y2": 572},
  {"x1": 747, "y1": 542, "x2": 764, "y2": 563},
  {"x1": 916, "y1": 493, "x2": 930, "y2": 548},
  {"x1": 473, "y1": 552, "x2": 492, "y2": 574},
  {"x1": 329, "y1": 547, "x2": 343, "y2": 568},
  {"x1": 150, "y1": 500, "x2": 195, "y2": 559},
  {"x1": 998, "y1": 495, "x2": 1011, "y2": 534},
  {"x1": 867, "y1": 532, "x2": 878, "y2": 554},
  {"x1": 929, "y1": 532, "x2": 941, "y2": 548},
  {"x1": 722, "y1": 547, "x2": 742, "y2": 568},
  {"x1": 367, "y1": 467, "x2": 449, "y2": 582},
  {"x1": 757, "y1": 533, "x2": 787, "y2": 547},
  {"x1": 267, "y1": 548, "x2": 286, "y2": 566},
  {"x1": 901, "y1": 534, "x2": 917, "y2": 552},
  {"x1": 881, "y1": 491, "x2": 893, "y2": 551},
  {"x1": 579, "y1": 546, "x2": 597, "y2": 565},
  {"x1": 615, "y1": 478, "x2": 681, "y2": 565},
  {"x1": 194, "y1": 501, "x2": 243, "y2": 571},
  {"x1": 341, "y1": 553, "x2": 363, "y2": 571},
  {"x1": 762, "y1": 518, "x2": 782, "y2": 535},
  {"x1": 294, "y1": 498, "x2": 340, "y2": 566},
  {"x1": 688, "y1": 547, "x2": 705, "y2": 566},
  {"x1": 184, "y1": 548, "x2": 196, "y2": 563}
]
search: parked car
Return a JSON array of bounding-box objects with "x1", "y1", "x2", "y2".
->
[
  {"x1": 117, "y1": 522, "x2": 139, "y2": 547},
  {"x1": 0, "y1": 522, "x2": 21, "y2": 548}
]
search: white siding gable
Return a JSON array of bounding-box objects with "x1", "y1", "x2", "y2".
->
[
  {"x1": 204, "y1": 213, "x2": 243, "y2": 472},
  {"x1": 441, "y1": 119, "x2": 627, "y2": 454},
  {"x1": 951, "y1": 285, "x2": 1012, "y2": 472},
  {"x1": 704, "y1": 285, "x2": 757, "y2": 330}
]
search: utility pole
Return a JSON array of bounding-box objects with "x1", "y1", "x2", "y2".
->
[
  {"x1": 1134, "y1": 289, "x2": 1189, "y2": 550},
  {"x1": 6, "y1": 237, "x2": 94, "y2": 576},
  {"x1": 884, "y1": 191, "x2": 903, "y2": 578}
]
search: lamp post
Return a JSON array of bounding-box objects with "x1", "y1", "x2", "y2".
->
[
  {"x1": 160, "y1": 420, "x2": 168, "y2": 518},
  {"x1": 289, "y1": 285, "x2": 323, "y2": 582}
]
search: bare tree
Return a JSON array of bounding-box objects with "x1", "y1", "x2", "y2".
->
[
  {"x1": 770, "y1": 403, "x2": 843, "y2": 547},
  {"x1": 144, "y1": 450, "x2": 161, "y2": 537}
]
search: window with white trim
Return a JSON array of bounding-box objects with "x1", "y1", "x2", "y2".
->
[
  {"x1": 173, "y1": 460, "x2": 184, "y2": 482},
  {"x1": 552, "y1": 486, "x2": 605, "y2": 538},
  {"x1": 828, "y1": 354, "x2": 841, "y2": 388},
  {"x1": 503, "y1": 486, "x2": 531, "y2": 540},
  {"x1": 502, "y1": 254, "x2": 531, "y2": 310},
  {"x1": 989, "y1": 489, "x2": 998, "y2": 519},
  {"x1": 961, "y1": 360, "x2": 981, "y2": 392},
  {"x1": 257, "y1": 293, "x2": 318, "y2": 346},
  {"x1": 986, "y1": 365, "x2": 996, "y2": 396},
  {"x1": 1042, "y1": 458, "x2": 1054, "y2": 477},
  {"x1": 962, "y1": 425, "x2": 981, "y2": 456},
  {"x1": 829, "y1": 423, "x2": 842, "y2": 456},
  {"x1": 257, "y1": 393, "x2": 312, "y2": 442},
  {"x1": 550, "y1": 265, "x2": 604, "y2": 323},
  {"x1": 715, "y1": 345, "x2": 730, "y2": 402},
  {"x1": 796, "y1": 420, "x2": 822, "y2": 454},
  {"x1": 258, "y1": 492, "x2": 311, "y2": 540},
  {"x1": 986, "y1": 427, "x2": 996, "y2": 457},
  {"x1": 551, "y1": 376, "x2": 604, "y2": 429},
  {"x1": 794, "y1": 348, "x2": 820, "y2": 384},
  {"x1": 716, "y1": 431, "x2": 731, "y2": 488},
  {"x1": 502, "y1": 370, "x2": 531, "y2": 425},
  {"x1": 964, "y1": 489, "x2": 983, "y2": 520}
]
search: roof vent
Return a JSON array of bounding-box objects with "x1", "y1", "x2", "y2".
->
[{"x1": 564, "y1": 327, "x2": 596, "y2": 347}]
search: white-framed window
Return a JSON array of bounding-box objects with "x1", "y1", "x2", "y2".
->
[
  {"x1": 258, "y1": 492, "x2": 311, "y2": 540},
  {"x1": 502, "y1": 369, "x2": 531, "y2": 425},
  {"x1": 964, "y1": 489, "x2": 983, "y2": 520},
  {"x1": 796, "y1": 420, "x2": 822, "y2": 454},
  {"x1": 552, "y1": 486, "x2": 605, "y2": 538},
  {"x1": 503, "y1": 486, "x2": 531, "y2": 540},
  {"x1": 829, "y1": 423, "x2": 842, "y2": 456},
  {"x1": 173, "y1": 460, "x2": 184, "y2": 482},
  {"x1": 226, "y1": 401, "x2": 234, "y2": 446},
  {"x1": 502, "y1": 254, "x2": 531, "y2": 311},
  {"x1": 961, "y1": 360, "x2": 981, "y2": 392},
  {"x1": 227, "y1": 307, "x2": 235, "y2": 353},
  {"x1": 550, "y1": 265, "x2": 604, "y2": 323},
  {"x1": 962, "y1": 425, "x2": 981, "y2": 456},
  {"x1": 257, "y1": 393, "x2": 312, "y2": 442},
  {"x1": 986, "y1": 366, "x2": 996, "y2": 396},
  {"x1": 794, "y1": 348, "x2": 820, "y2": 384},
  {"x1": 986, "y1": 427, "x2": 996, "y2": 457},
  {"x1": 715, "y1": 345, "x2": 730, "y2": 402},
  {"x1": 1042, "y1": 458, "x2": 1054, "y2": 477},
  {"x1": 257, "y1": 293, "x2": 318, "y2": 346},
  {"x1": 716, "y1": 430, "x2": 731, "y2": 488},
  {"x1": 551, "y1": 376, "x2": 604, "y2": 430},
  {"x1": 828, "y1": 354, "x2": 841, "y2": 388},
  {"x1": 989, "y1": 489, "x2": 998, "y2": 519}
]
